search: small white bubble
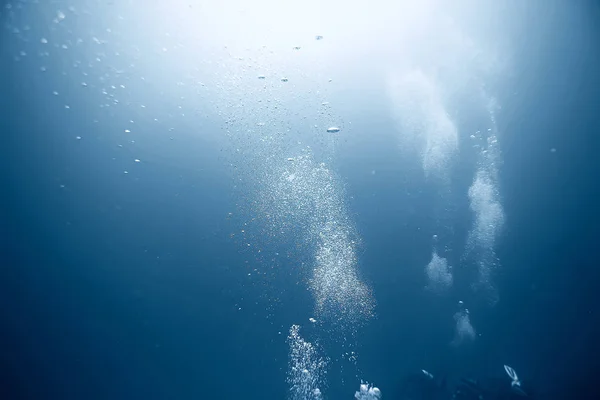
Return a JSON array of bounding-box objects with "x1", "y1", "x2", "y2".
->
[
  {"x1": 124, "y1": 129, "x2": 130, "y2": 133},
  {"x1": 75, "y1": 136, "x2": 81, "y2": 140},
  {"x1": 123, "y1": 171, "x2": 129, "y2": 174},
  {"x1": 326, "y1": 127, "x2": 340, "y2": 133},
  {"x1": 40, "y1": 38, "x2": 48, "y2": 44},
  {"x1": 550, "y1": 148, "x2": 557, "y2": 153},
  {"x1": 52, "y1": 91, "x2": 58, "y2": 95},
  {"x1": 64, "y1": 105, "x2": 70, "y2": 109},
  {"x1": 134, "y1": 159, "x2": 140, "y2": 163}
]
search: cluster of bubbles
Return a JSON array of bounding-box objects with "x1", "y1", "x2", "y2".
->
[
  {"x1": 287, "y1": 325, "x2": 327, "y2": 400},
  {"x1": 254, "y1": 150, "x2": 375, "y2": 323},
  {"x1": 424, "y1": 250, "x2": 453, "y2": 294},
  {"x1": 464, "y1": 102, "x2": 505, "y2": 304},
  {"x1": 311, "y1": 221, "x2": 375, "y2": 323},
  {"x1": 451, "y1": 308, "x2": 476, "y2": 347},
  {"x1": 354, "y1": 382, "x2": 382, "y2": 400},
  {"x1": 288, "y1": 323, "x2": 384, "y2": 400},
  {"x1": 388, "y1": 69, "x2": 459, "y2": 184}
]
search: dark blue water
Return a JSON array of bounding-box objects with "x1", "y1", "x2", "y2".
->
[{"x1": 2, "y1": 1, "x2": 599, "y2": 399}]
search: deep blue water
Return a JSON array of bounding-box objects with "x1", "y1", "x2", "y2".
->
[{"x1": 2, "y1": 1, "x2": 600, "y2": 399}]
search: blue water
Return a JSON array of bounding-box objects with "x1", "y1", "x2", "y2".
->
[{"x1": 2, "y1": 1, "x2": 599, "y2": 399}]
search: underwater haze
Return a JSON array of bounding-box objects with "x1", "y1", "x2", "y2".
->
[{"x1": 1, "y1": 0, "x2": 599, "y2": 399}]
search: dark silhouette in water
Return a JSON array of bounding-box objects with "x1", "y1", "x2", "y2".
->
[{"x1": 396, "y1": 368, "x2": 533, "y2": 400}]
